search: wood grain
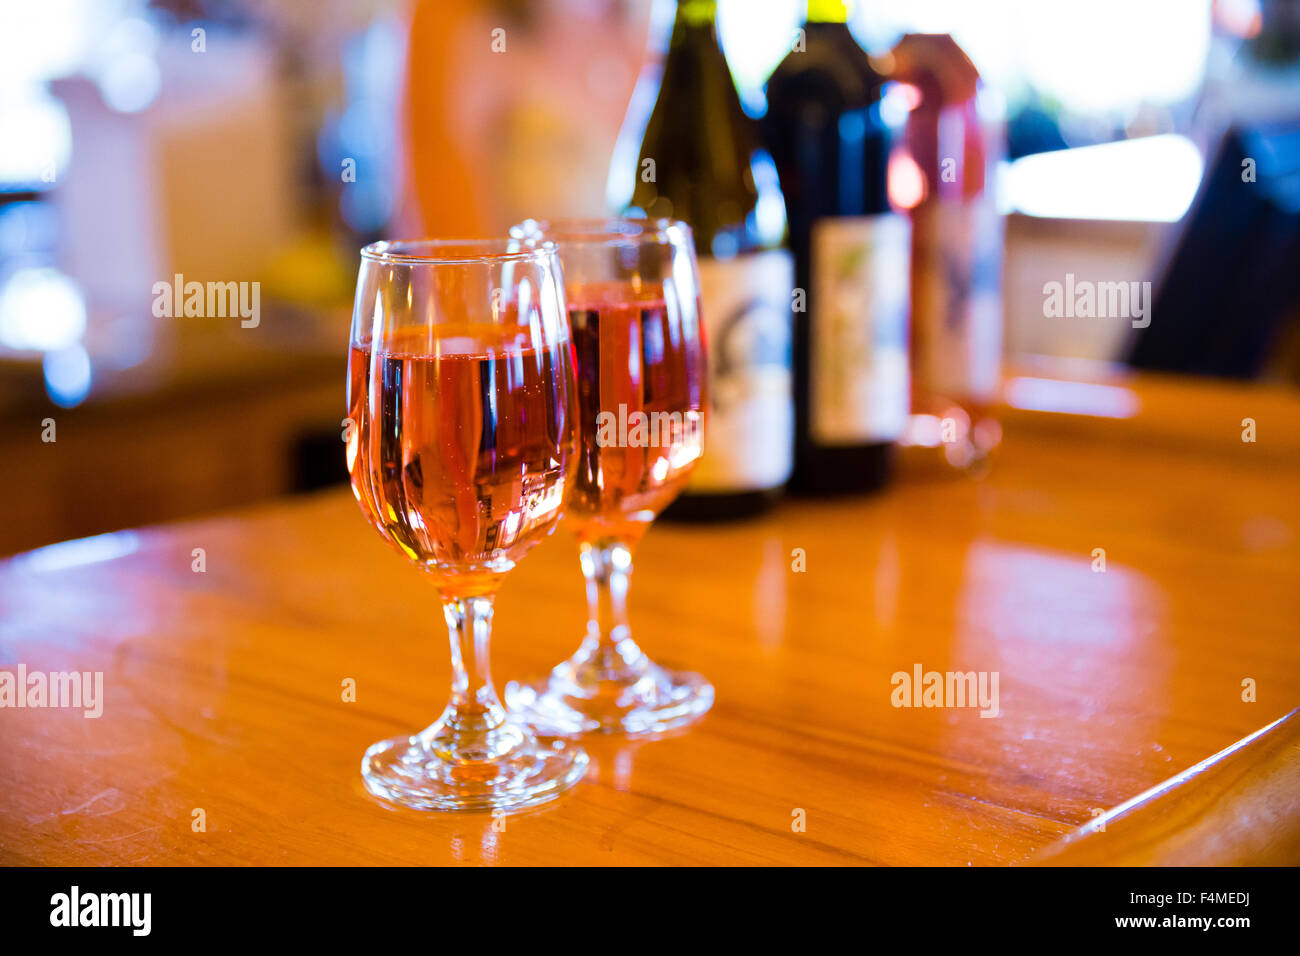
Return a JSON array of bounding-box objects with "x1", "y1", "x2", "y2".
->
[{"x1": 1, "y1": 370, "x2": 1298, "y2": 865}]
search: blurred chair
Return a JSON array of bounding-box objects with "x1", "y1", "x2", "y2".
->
[{"x1": 1129, "y1": 121, "x2": 1300, "y2": 380}]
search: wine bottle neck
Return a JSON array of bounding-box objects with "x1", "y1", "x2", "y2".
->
[
  {"x1": 666, "y1": 1, "x2": 724, "y2": 64},
  {"x1": 806, "y1": 0, "x2": 852, "y2": 24},
  {"x1": 675, "y1": 0, "x2": 718, "y2": 29}
]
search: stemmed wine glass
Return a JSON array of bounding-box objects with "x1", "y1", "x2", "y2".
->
[
  {"x1": 347, "y1": 237, "x2": 588, "y2": 811},
  {"x1": 505, "y1": 218, "x2": 714, "y2": 737}
]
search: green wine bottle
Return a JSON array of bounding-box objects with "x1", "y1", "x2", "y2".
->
[{"x1": 615, "y1": 0, "x2": 794, "y2": 520}]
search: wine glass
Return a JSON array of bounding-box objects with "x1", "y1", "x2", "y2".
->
[
  {"x1": 504, "y1": 218, "x2": 714, "y2": 737},
  {"x1": 347, "y1": 237, "x2": 588, "y2": 811}
]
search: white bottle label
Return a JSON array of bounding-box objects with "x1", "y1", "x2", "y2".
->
[
  {"x1": 913, "y1": 195, "x2": 1003, "y2": 403},
  {"x1": 691, "y1": 249, "x2": 794, "y2": 493},
  {"x1": 810, "y1": 213, "x2": 911, "y2": 445}
]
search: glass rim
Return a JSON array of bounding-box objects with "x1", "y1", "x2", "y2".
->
[
  {"x1": 511, "y1": 217, "x2": 693, "y2": 246},
  {"x1": 359, "y1": 237, "x2": 559, "y2": 265}
]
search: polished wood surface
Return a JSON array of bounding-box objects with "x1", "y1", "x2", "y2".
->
[
  {"x1": 2, "y1": 371, "x2": 1298, "y2": 865},
  {"x1": 1035, "y1": 708, "x2": 1300, "y2": 865}
]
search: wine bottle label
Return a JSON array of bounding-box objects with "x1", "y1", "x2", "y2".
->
[
  {"x1": 690, "y1": 249, "x2": 794, "y2": 493},
  {"x1": 912, "y1": 196, "x2": 1003, "y2": 403},
  {"x1": 810, "y1": 213, "x2": 911, "y2": 445}
]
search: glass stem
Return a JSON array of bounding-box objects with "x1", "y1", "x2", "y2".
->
[
  {"x1": 424, "y1": 594, "x2": 524, "y2": 763},
  {"x1": 579, "y1": 541, "x2": 648, "y2": 675}
]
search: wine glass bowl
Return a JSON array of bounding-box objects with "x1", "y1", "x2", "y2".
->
[
  {"x1": 347, "y1": 237, "x2": 588, "y2": 811},
  {"x1": 504, "y1": 219, "x2": 714, "y2": 737}
]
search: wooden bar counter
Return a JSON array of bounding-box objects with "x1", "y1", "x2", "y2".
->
[{"x1": 2, "y1": 370, "x2": 1298, "y2": 865}]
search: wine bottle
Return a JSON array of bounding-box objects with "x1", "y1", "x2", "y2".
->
[
  {"x1": 762, "y1": 0, "x2": 910, "y2": 495},
  {"x1": 615, "y1": 0, "x2": 794, "y2": 520},
  {"x1": 892, "y1": 34, "x2": 1004, "y2": 473}
]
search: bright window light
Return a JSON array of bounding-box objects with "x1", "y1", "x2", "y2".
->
[{"x1": 1002, "y1": 133, "x2": 1204, "y2": 222}]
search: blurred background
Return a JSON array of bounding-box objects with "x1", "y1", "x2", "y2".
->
[{"x1": 0, "y1": 0, "x2": 1297, "y2": 555}]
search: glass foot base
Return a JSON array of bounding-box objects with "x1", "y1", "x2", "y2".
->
[
  {"x1": 361, "y1": 731, "x2": 588, "y2": 813},
  {"x1": 506, "y1": 661, "x2": 713, "y2": 738}
]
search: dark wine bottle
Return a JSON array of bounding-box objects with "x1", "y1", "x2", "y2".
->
[
  {"x1": 615, "y1": 0, "x2": 794, "y2": 521},
  {"x1": 762, "y1": 0, "x2": 909, "y2": 495}
]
